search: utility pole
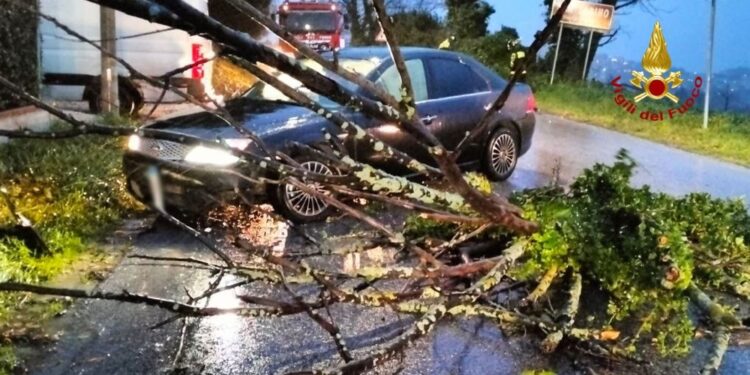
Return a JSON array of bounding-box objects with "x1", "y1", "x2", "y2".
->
[
  {"x1": 702, "y1": 0, "x2": 716, "y2": 129},
  {"x1": 100, "y1": 5, "x2": 118, "y2": 114}
]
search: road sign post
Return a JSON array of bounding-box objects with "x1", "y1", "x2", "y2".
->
[
  {"x1": 549, "y1": 0, "x2": 614, "y2": 84},
  {"x1": 550, "y1": 25, "x2": 563, "y2": 85},
  {"x1": 582, "y1": 30, "x2": 594, "y2": 80}
]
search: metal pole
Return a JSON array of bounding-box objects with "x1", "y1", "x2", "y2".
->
[
  {"x1": 550, "y1": 24, "x2": 563, "y2": 84},
  {"x1": 702, "y1": 0, "x2": 716, "y2": 129},
  {"x1": 582, "y1": 29, "x2": 594, "y2": 81},
  {"x1": 100, "y1": 5, "x2": 118, "y2": 114}
]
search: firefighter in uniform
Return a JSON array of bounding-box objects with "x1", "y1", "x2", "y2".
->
[
  {"x1": 439, "y1": 35, "x2": 456, "y2": 50},
  {"x1": 507, "y1": 38, "x2": 527, "y2": 79}
]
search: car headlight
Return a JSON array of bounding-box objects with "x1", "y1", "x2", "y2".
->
[
  {"x1": 127, "y1": 135, "x2": 141, "y2": 151},
  {"x1": 184, "y1": 145, "x2": 240, "y2": 166}
]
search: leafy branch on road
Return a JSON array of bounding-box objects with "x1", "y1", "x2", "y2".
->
[{"x1": 1, "y1": 1, "x2": 748, "y2": 374}]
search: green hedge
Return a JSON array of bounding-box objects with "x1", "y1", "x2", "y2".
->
[{"x1": 0, "y1": 0, "x2": 39, "y2": 111}]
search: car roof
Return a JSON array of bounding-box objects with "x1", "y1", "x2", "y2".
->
[
  {"x1": 329, "y1": 46, "x2": 463, "y2": 62},
  {"x1": 323, "y1": 46, "x2": 508, "y2": 91}
]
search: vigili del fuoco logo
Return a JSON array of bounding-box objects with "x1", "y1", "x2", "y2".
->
[{"x1": 610, "y1": 22, "x2": 703, "y2": 122}]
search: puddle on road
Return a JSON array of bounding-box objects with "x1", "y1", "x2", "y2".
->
[{"x1": 203, "y1": 285, "x2": 245, "y2": 351}]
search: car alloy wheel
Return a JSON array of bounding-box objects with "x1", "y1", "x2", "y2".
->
[
  {"x1": 490, "y1": 133, "x2": 516, "y2": 175},
  {"x1": 282, "y1": 160, "x2": 334, "y2": 219},
  {"x1": 484, "y1": 127, "x2": 519, "y2": 181}
]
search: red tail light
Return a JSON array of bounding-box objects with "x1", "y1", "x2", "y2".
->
[
  {"x1": 191, "y1": 43, "x2": 205, "y2": 80},
  {"x1": 526, "y1": 93, "x2": 537, "y2": 113}
]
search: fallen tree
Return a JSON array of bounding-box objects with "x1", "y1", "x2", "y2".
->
[{"x1": 0, "y1": 0, "x2": 748, "y2": 374}]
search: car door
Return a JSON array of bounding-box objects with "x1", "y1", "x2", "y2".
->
[
  {"x1": 359, "y1": 58, "x2": 434, "y2": 173},
  {"x1": 419, "y1": 56, "x2": 494, "y2": 163}
]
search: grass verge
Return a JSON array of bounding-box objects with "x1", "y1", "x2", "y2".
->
[
  {"x1": 0, "y1": 131, "x2": 140, "y2": 373},
  {"x1": 535, "y1": 81, "x2": 750, "y2": 167}
]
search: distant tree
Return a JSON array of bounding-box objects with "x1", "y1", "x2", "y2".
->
[
  {"x1": 387, "y1": 0, "x2": 443, "y2": 13},
  {"x1": 342, "y1": 0, "x2": 381, "y2": 45},
  {"x1": 715, "y1": 82, "x2": 736, "y2": 111},
  {"x1": 209, "y1": 0, "x2": 272, "y2": 37},
  {"x1": 344, "y1": 0, "x2": 445, "y2": 46},
  {"x1": 499, "y1": 26, "x2": 519, "y2": 40},
  {"x1": 390, "y1": 10, "x2": 446, "y2": 47},
  {"x1": 445, "y1": 0, "x2": 495, "y2": 39},
  {"x1": 343, "y1": 0, "x2": 364, "y2": 44},
  {"x1": 540, "y1": 0, "x2": 645, "y2": 82},
  {"x1": 457, "y1": 26, "x2": 520, "y2": 76}
]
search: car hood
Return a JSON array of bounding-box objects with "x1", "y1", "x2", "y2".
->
[{"x1": 146, "y1": 98, "x2": 323, "y2": 141}]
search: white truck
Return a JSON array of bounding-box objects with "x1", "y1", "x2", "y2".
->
[{"x1": 39, "y1": 0, "x2": 215, "y2": 115}]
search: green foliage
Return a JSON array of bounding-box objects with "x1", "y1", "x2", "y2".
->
[
  {"x1": 445, "y1": 0, "x2": 494, "y2": 39},
  {"x1": 0, "y1": 133, "x2": 138, "y2": 333},
  {"x1": 536, "y1": 81, "x2": 750, "y2": 167},
  {"x1": 521, "y1": 370, "x2": 556, "y2": 375},
  {"x1": 464, "y1": 171, "x2": 492, "y2": 195},
  {"x1": 0, "y1": 135, "x2": 137, "y2": 235},
  {"x1": 0, "y1": 0, "x2": 38, "y2": 111},
  {"x1": 404, "y1": 172, "x2": 492, "y2": 240},
  {"x1": 404, "y1": 214, "x2": 457, "y2": 240},
  {"x1": 512, "y1": 150, "x2": 750, "y2": 355},
  {"x1": 391, "y1": 10, "x2": 446, "y2": 47},
  {"x1": 0, "y1": 345, "x2": 16, "y2": 375},
  {"x1": 407, "y1": 151, "x2": 750, "y2": 356},
  {"x1": 456, "y1": 27, "x2": 519, "y2": 76}
]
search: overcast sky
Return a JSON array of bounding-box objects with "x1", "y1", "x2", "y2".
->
[{"x1": 487, "y1": 0, "x2": 749, "y2": 73}]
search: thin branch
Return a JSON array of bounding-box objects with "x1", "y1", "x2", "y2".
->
[
  {"x1": 222, "y1": 0, "x2": 400, "y2": 110},
  {"x1": 292, "y1": 304, "x2": 449, "y2": 375},
  {"x1": 286, "y1": 178, "x2": 442, "y2": 268},
  {"x1": 453, "y1": 0, "x2": 573, "y2": 158},
  {"x1": 280, "y1": 273, "x2": 353, "y2": 363},
  {"x1": 86, "y1": 0, "x2": 535, "y2": 234},
  {"x1": 370, "y1": 0, "x2": 417, "y2": 119},
  {"x1": 541, "y1": 270, "x2": 582, "y2": 353},
  {"x1": 227, "y1": 56, "x2": 440, "y2": 177},
  {"x1": 521, "y1": 265, "x2": 560, "y2": 307}
]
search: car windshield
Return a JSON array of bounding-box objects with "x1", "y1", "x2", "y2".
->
[
  {"x1": 281, "y1": 12, "x2": 337, "y2": 33},
  {"x1": 244, "y1": 58, "x2": 380, "y2": 109}
]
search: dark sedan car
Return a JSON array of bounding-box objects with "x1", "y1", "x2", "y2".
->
[{"x1": 124, "y1": 47, "x2": 537, "y2": 222}]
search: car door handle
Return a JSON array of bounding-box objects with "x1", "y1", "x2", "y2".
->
[{"x1": 421, "y1": 115, "x2": 437, "y2": 124}]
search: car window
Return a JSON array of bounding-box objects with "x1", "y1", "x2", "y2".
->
[
  {"x1": 243, "y1": 59, "x2": 374, "y2": 109},
  {"x1": 427, "y1": 58, "x2": 489, "y2": 99},
  {"x1": 374, "y1": 59, "x2": 428, "y2": 102}
]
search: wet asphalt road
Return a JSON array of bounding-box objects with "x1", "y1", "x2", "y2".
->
[
  {"x1": 506, "y1": 114, "x2": 750, "y2": 201},
  {"x1": 23, "y1": 113, "x2": 750, "y2": 374}
]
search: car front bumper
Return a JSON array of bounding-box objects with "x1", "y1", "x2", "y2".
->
[{"x1": 123, "y1": 151, "x2": 266, "y2": 215}]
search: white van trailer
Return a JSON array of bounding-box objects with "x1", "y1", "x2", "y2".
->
[{"x1": 39, "y1": 0, "x2": 215, "y2": 115}]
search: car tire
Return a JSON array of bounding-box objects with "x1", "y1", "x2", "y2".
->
[
  {"x1": 483, "y1": 126, "x2": 519, "y2": 181},
  {"x1": 84, "y1": 78, "x2": 143, "y2": 117},
  {"x1": 269, "y1": 156, "x2": 336, "y2": 223}
]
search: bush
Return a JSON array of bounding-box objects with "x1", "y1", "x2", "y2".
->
[
  {"x1": 0, "y1": 345, "x2": 16, "y2": 375},
  {"x1": 0, "y1": 133, "x2": 139, "y2": 329},
  {"x1": 406, "y1": 151, "x2": 750, "y2": 356},
  {"x1": 0, "y1": 0, "x2": 38, "y2": 111},
  {"x1": 456, "y1": 30, "x2": 516, "y2": 77},
  {"x1": 391, "y1": 10, "x2": 446, "y2": 48}
]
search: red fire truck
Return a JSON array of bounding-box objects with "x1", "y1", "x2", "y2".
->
[{"x1": 277, "y1": 0, "x2": 349, "y2": 53}]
